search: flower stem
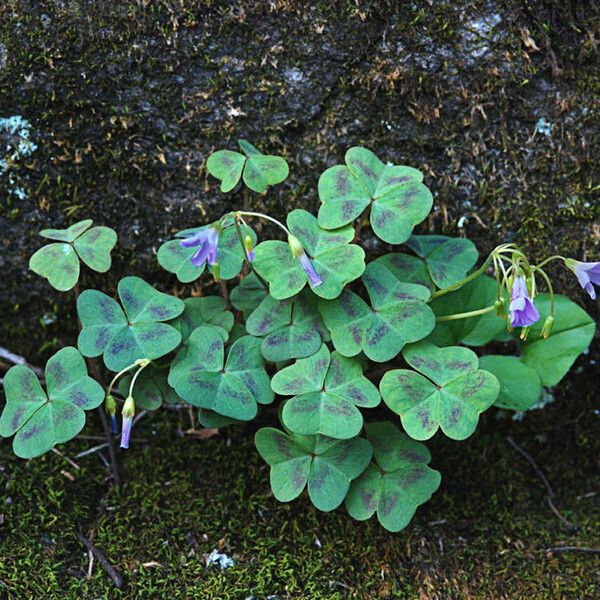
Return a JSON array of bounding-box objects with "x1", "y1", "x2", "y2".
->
[
  {"x1": 235, "y1": 210, "x2": 291, "y2": 236},
  {"x1": 533, "y1": 266, "x2": 555, "y2": 316},
  {"x1": 234, "y1": 215, "x2": 268, "y2": 289},
  {"x1": 128, "y1": 361, "x2": 150, "y2": 398},
  {"x1": 430, "y1": 253, "x2": 495, "y2": 300},
  {"x1": 535, "y1": 255, "x2": 566, "y2": 269},
  {"x1": 436, "y1": 304, "x2": 497, "y2": 322}
]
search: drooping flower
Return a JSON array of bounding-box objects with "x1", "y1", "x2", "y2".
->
[
  {"x1": 288, "y1": 234, "x2": 323, "y2": 288},
  {"x1": 120, "y1": 395, "x2": 135, "y2": 450},
  {"x1": 565, "y1": 259, "x2": 600, "y2": 300},
  {"x1": 244, "y1": 234, "x2": 254, "y2": 262},
  {"x1": 180, "y1": 226, "x2": 219, "y2": 267},
  {"x1": 299, "y1": 252, "x2": 323, "y2": 288},
  {"x1": 509, "y1": 276, "x2": 539, "y2": 328}
]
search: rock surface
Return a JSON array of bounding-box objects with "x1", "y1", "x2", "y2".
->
[{"x1": 0, "y1": 0, "x2": 598, "y2": 355}]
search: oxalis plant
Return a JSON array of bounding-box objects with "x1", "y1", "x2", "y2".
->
[{"x1": 2, "y1": 140, "x2": 598, "y2": 533}]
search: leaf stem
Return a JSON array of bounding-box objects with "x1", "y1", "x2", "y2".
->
[{"x1": 430, "y1": 254, "x2": 495, "y2": 300}]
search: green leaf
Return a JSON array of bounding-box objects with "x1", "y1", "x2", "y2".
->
[
  {"x1": 404, "y1": 235, "x2": 478, "y2": 289},
  {"x1": 72, "y1": 226, "x2": 117, "y2": 272},
  {"x1": 253, "y1": 210, "x2": 365, "y2": 300},
  {"x1": 427, "y1": 276, "x2": 506, "y2": 346},
  {"x1": 273, "y1": 345, "x2": 380, "y2": 439},
  {"x1": 206, "y1": 150, "x2": 245, "y2": 192},
  {"x1": 230, "y1": 273, "x2": 268, "y2": 312},
  {"x1": 246, "y1": 293, "x2": 325, "y2": 362},
  {"x1": 76, "y1": 290, "x2": 128, "y2": 357},
  {"x1": 29, "y1": 243, "x2": 80, "y2": 291},
  {"x1": 317, "y1": 147, "x2": 432, "y2": 244},
  {"x1": 381, "y1": 342, "x2": 499, "y2": 440},
  {"x1": 198, "y1": 409, "x2": 242, "y2": 429},
  {"x1": 77, "y1": 278, "x2": 184, "y2": 372},
  {"x1": 345, "y1": 421, "x2": 441, "y2": 532},
  {"x1": 170, "y1": 297, "x2": 233, "y2": 343},
  {"x1": 206, "y1": 142, "x2": 289, "y2": 194},
  {"x1": 39, "y1": 219, "x2": 93, "y2": 242},
  {"x1": 255, "y1": 428, "x2": 372, "y2": 511},
  {"x1": 520, "y1": 294, "x2": 595, "y2": 386},
  {"x1": 210, "y1": 224, "x2": 256, "y2": 281},
  {"x1": 374, "y1": 253, "x2": 432, "y2": 289},
  {"x1": 319, "y1": 262, "x2": 435, "y2": 362},
  {"x1": 0, "y1": 347, "x2": 104, "y2": 458},
  {"x1": 119, "y1": 366, "x2": 180, "y2": 410},
  {"x1": 479, "y1": 355, "x2": 542, "y2": 411},
  {"x1": 157, "y1": 240, "x2": 205, "y2": 283},
  {"x1": 168, "y1": 327, "x2": 268, "y2": 420},
  {"x1": 119, "y1": 276, "x2": 184, "y2": 323}
]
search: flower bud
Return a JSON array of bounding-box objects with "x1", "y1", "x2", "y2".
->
[
  {"x1": 287, "y1": 234, "x2": 304, "y2": 258},
  {"x1": 244, "y1": 234, "x2": 254, "y2": 261},
  {"x1": 540, "y1": 315, "x2": 554, "y2": 339},
  {"x1": 519, "y1": 326, "x2": 531, "y2": 341},
  {"x1": 494, "y1": 297, "x2": 507, "y2": 318},
  {"x1": 105, "y1": 394, "x2": 117, "y2": 434},
  {"x1": 212, "y1": 262, "x2": 220, "y2": 282}
]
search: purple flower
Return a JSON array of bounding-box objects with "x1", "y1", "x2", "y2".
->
[
  {"x1": 509, "y1": 276, "x2": 539, "y2": 328},
  {"x1": 180, "y1": 227, "x2": 219, "y2": 267},
  {"x1": 567, "y1": 260, "x2": 600, "y2": 300},
  {"x1": 120, "y1": 415, "x2": 132, "y2": 449},
  {"x1": 248, "y1": 249, "x2": 255, "y2": 262},
  {"x1": 299, "y1": 252, "x2": 323, "y2": 288},
  {"x1": 111, "y1": 415, "x2": 118, "y2": 434}
]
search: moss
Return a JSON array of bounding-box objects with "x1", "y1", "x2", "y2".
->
[{"x1": 1, "y1": 369, "x2": 599, "y2": 599}]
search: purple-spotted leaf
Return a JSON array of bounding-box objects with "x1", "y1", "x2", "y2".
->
[
  {"x1": 168, "y1": 327, "x2": 269, "y2": 420},
  {"x1": 246, "y1": 293, "x2": 326, "y2": 362},
  {"x1": 77, "y1": 277, "x2": 184, "y2": 372},
  {"x1": 29, "y1": 243, "x2": 80, "y2": 291},
  {"x1": 157, "y1": 240, "x2": 206, "y2": 283},
  {"x1": 345, "y1": 421, "x2": 441, "y2": 532},
  {"x1": 255, "y1": 428, "x2": 372, "y2": 511},
  {"x1": 273, "y1": 345, "x2": 380, "y2": 439},
  {"x1": 319, "y1": 262, "x2": 435, "y2": 363},
  {"x1": 170, "y1": 296, "x2": 234, "y2": 343},
  {"x1": 230, "y1": 273, "x2": 268, "y2": 312},
  {"x1": 317, "y1": 147, "x2": 432, "y2": 244},
  {"x1": 0, "y1": 347, "x2": 103, "y2": 458},
  {"x1": 39, "y1": 219, "x2": 93, "y2": 242},
  {"x1": 206, "y1": 149, "x2": 246, "y2": 192},
  {"x1": 31, "y1": 220, "x2": 117, "y2": 291},
  {"x1": 253, "y1": 210, "x2": 365, "y2": 300},
  {"x1": 380, "y1": 342, "x2": 499, "y2": 441},
  {"x1": 73, "y1": 226, "x2": 118, "y2": 273},
  {"x1": 206, "y1": 141, "x2": 288, "y2": 194}
]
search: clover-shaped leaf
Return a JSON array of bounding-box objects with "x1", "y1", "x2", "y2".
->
[
  {"x1": 519, "y1": 294, "x2": 595, "y2": 386},
  {"x1": 198, "y1": 409, "x2": 242, "y2": 429},
  {"x1": 0, "y1": 347, "x2": 104, "y2": 458},
  {"x1": 158, "y1": 225, "x2": 256, "y2": 283},
  {"x1": 170, "y1": 296, "x2": 234, "y2": 344},
  {"x1": 317, "y1": 147, "x2": 433, "y2": 244},
  {"x1": 319, "y1": 262, "x2": 435, "y2": 362},
  {"x1": 253, "y1": 209, "x2": 365, "y2": 300},
  {"x1": 29, "y1": 219, "x2": 117, "y2": 291},
  {"x1": 427, "y1": 275, "x2": 506, "y2": 347},
  {"x1": 375, "y1": 235, "x2": 478, "y2": 290},
  {"x1": 345, "y1": 421, "x2": 441, "y2": 532},
  {"x1": 478, "y1": 355, "x2": 541, "y2": 411},
  {"x1": 168, "y1": 327, "x2": 273, "y2": 420},
  {"x1": 119, "y1": 365, "x2": 181, "y2": 411},
  {"x1": 230, "y1": 273, "x2": 268, "y2": 312},
  {"x1": 77, "y1": 276, "x2": 184, "y2": 372},
  {"x1": 246, "y1": 292, "x2": 328, "y2": 362},
  {"x1": 380, "y1": 342, "x2": 499, "y2": 441},
  {"x1": 255, "y1": 427, "x2": 372, "y2": 511},
  {"x1": 206, "y1": 139, "x2": 289, "y2": 193},
  {"x1": 272, "y1": 344, "x2": 380, "y2": 439}
]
